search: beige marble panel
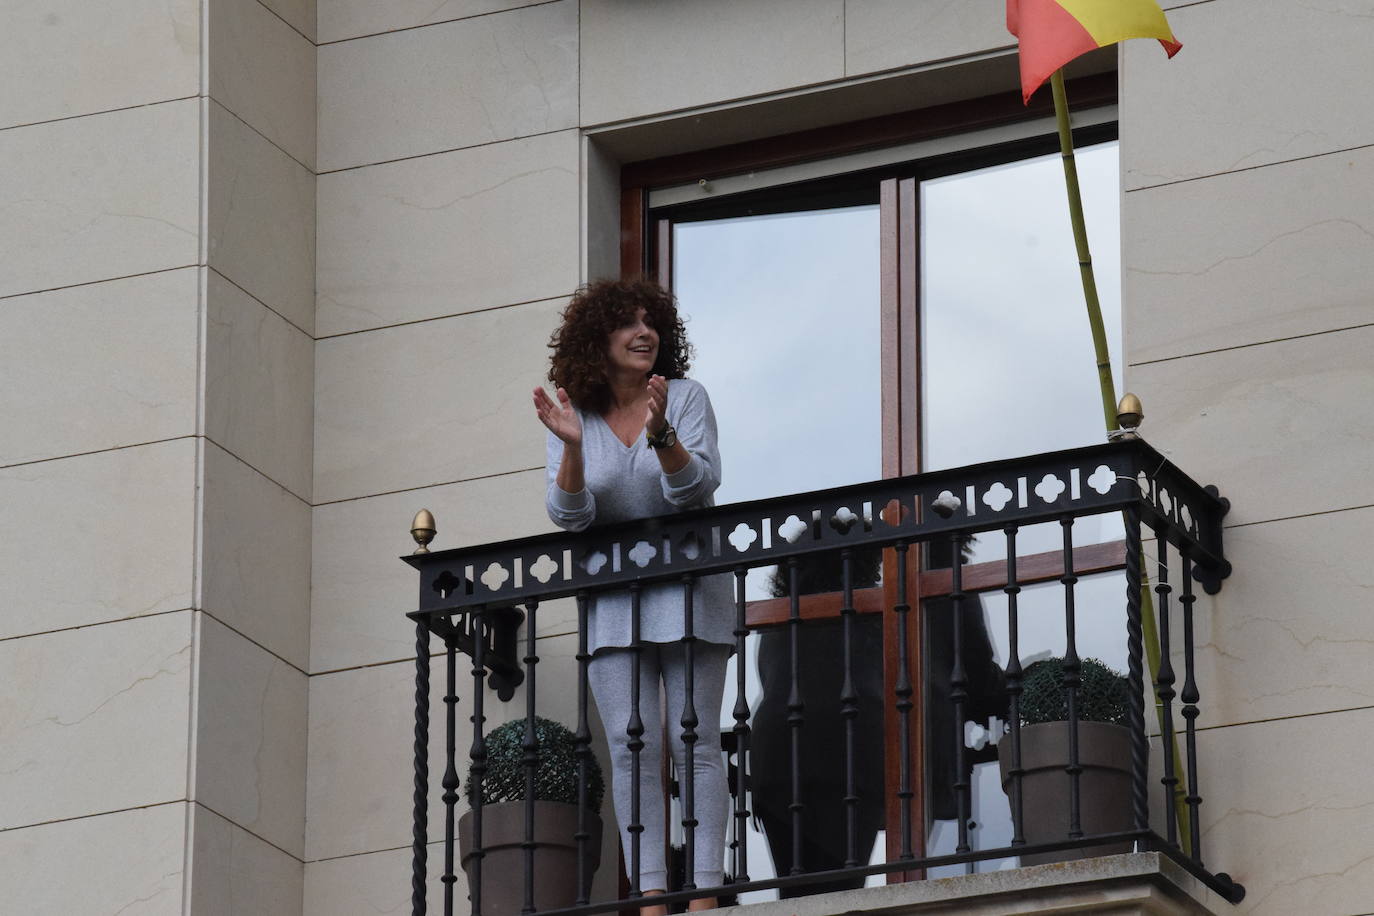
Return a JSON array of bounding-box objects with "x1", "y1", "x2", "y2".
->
[
  {"x1": 209, "y1": 0, "x2": 317, "y2": 169},
  {"x1": 310, "y1": 469, "x2": 561, "y2": 673},
  {"x1": 0, "y1": 269, "x2": 198, "y2": 466},
  {"x1": 306, "y1": 633, "x2": 599, "y2": 860},
  {"x1": 304, "y1": 843, "x2": 446, "y2": 916},
  {"x1": 1122, "y1": 0, "x2": 1374, "y2": 190},
  {"x1": 0, "y1": 440, "x2": 196, "y2": 641},
  {"x1": 201, "y1": 441, "x2": 312, "y2": 671},
  {"x1": 314, "y1": 297, "x2": 563, "y2": 503},
  {"x1": 304, "y1": 826, "x2": 620, "y2": 913},
  {"x1": 1128, "y1": 324, "x2": 1374, "y2": 526},
  {"x1": 0, "y1": 99, "x2": 199, "y2": 299},
  {"x1": 318, "y1": 0, "x2": 550, "y2": 44},
  {"x1": 261, "y1": 0, "x2": 317, "y2": 41},
  {"x1": 579, "y1": 0, "x2": 844, "y2": 127},
  {"x1": 1175, "y1": 507, "x2": 1374, "y2": 729},
  {"x1": 0, "y1": 612, "x2": 193, "y2": 829},
  {"x1": 315, "y1": 129, "x2": 578, "y2": 336},
  {"x1": 207, "y1": 101, "x2": 316, "y2": 334},
  {"x1": 1194, "y1": 709, "x2": 1374, "y2": 915},
  {"x1": 0, "y1": 0, "x2": 199, "y2": 130},
  {"x1": 194, "y1": 614, "x2": 308, "y2": 857},
  {"x1": 318, "y1": 0, "x2": 577, "y2": 172},
  {"x1": 1125, "y1": 146, "x2": 1374, "y2": 364},
  {"x1": 0, "y1": 803, "x2": 186, "y2": 916},
  {"x1": 206, "y1": 270, "x2": 315, "y2": 501},
  {"x1": 190, "y1": 804, "x2": 304, "y2": 915},
  {"x1": 843, "y1": 0, "x2": 1014, "y2": 78}
]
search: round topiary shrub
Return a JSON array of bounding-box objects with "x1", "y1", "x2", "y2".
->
[
  {"x1": 466, "y1": 715, "x2": 605, "y2": 810},
  {"x1": 1018, "y1": 657, "x2": 1129, "y2": 726}
]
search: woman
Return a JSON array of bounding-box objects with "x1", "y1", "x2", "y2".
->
[{"x1": 533, "y1": 277, "x2": 732, "y2": 913}]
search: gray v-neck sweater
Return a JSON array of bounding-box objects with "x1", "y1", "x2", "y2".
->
[{"x1": 546, "y1": 378, "x2": 735, "y2": 654}]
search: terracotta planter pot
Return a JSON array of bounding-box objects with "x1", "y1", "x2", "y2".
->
[
  {"x1": 998, "y1": 720, "x2": 1134, "y2": 866},
  {"x1": 458, "y1": 800, "x2": 602, "y2": 916}
]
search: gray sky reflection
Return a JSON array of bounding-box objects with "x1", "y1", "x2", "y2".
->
[
  {"x1": 672, "y1": 141, "x2": 1123, "y2": 589},
  {"x1": 675, "y1": 206, "x2": 882, "y2": 599}
]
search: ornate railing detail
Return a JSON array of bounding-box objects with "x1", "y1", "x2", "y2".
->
[{"x1": 402, "y1": 438, "x2": 1243, "y2": 915}]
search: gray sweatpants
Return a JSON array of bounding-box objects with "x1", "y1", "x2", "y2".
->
[{"x1": 588, "y1": 642, "x2": 731, "y2": 892}]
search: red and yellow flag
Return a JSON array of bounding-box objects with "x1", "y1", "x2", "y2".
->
[{"x1": 1008, "y1": 0, "x2": 1182, "y2": 103}]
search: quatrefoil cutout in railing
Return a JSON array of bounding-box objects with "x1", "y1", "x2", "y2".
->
[
  {"x1": 628, "y1": 540, "x2": 657, "y2": 568},
  {"x1": 1087, "y1": 464, "x2": 1116, "y2": 495},
  {"x1": 1034, "y1": 474, "x2": 1067, "y2": 503},
  {"x1": 480, "y1": 561, "x2": 510, "y2": 592},
  {"x1": 1179, "y1": 503, "x2": 1195, "y2": 535},
  {"x1": 727, "y1": 522, "x2": 758, "y2": 553},
  {"x1": 931, "y1": 490, "x2": 962, "y2": 518},
  {"x1": 829, "y1": 506, "x2": 859, "y2": 534},
  {"x1": 528, "y1": 553, "x2": 559, "y2": 584},
  {"x1": 1157, "y1": 487, "x2": 1173, "y2": 519},
  {"x1": 578, "y1": 549, "x2": 608, "y2": 576},
  {"x1": 433, "y1": 569, "x2": 463, "y2": 599},
  {"x1": 982, "y1": 482, "x2": 1014, "y2": 512},
  {"x1": 677, "y1": 531, "x2": 703, "y2": 561},
  {"x1": 777, "y1": 514, "x2": 807, "y2": 544},
  {"x1": 880, "y1": 498, "x2": 911, "y2": 527}
]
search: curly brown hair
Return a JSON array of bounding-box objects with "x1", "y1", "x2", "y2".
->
[{"x1": 548, "y1": 277, "x2": 692, "y2": 412}]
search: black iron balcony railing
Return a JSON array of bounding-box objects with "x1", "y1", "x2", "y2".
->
[{"x1": 402, "y1": 438, "x2": 1245, "y2": 915}]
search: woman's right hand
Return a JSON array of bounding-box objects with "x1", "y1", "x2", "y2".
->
[{"x1": 533, "y1": 386, "x2": 582, "y2": 447}]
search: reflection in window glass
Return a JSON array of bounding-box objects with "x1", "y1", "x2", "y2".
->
[
  {"x1": 673, "y1": 205, "x2": 884, "y2": 900},
  {"x1": 921, "y1": 142, "x2": 1124, "y2": 565},
  {"x1": 925, "y1": 572, "x2": 1129, "y2": 876},
  {"x1": 674, "y1": 205, "x2": 883, "y2": 600}
]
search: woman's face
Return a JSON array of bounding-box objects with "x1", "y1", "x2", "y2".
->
[{"x1": 605, "y1": 307, "x2": 660, "y2": 377}]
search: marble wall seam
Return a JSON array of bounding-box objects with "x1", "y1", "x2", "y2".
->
[
  {"x1": 0, "y1": 803, "x2": 189, "y2": 916},
  {"x1": 0, "y1": 98, "x2": 201, "y2": 300},
  {"x1": 0, "y1": 0, "x2": 200, "y2": 132},
  {"x1": 209, "y1": 261, "x2": 315, "y2": 340},
  {"x1": 1121, "y1": 0, "x2": 1374, "y2": 191},
  {"x1": 207, "y1": 0, "x2": 317, "y2": 170},
  {"x1": 314, "y1": 128, "x2": 579, "y2": 338},
  {"x1": 207, "y1": 99, "x2": 316, "y2": 334},
  {"x1": 316, "y1": 0, "x2": 559, "y2": 46},
  {"x1": 208, "y1": 96, "x2": 314, "y2": 178},
  {"x1": 258, "y1": 0, "x2": 318, "y2": 44},
  {"x1": 1127, "y1": 321, "x2": 1374, "y2": 370},
  {"x1": 316, "y1": 0, "x2": 577, "y2": 173},
  {"x1": 313, "y1": 296, "x2": 570, "y2": 503},
  {"x1": 0, "y1": 610, "x2": 196, "y2": 832}
]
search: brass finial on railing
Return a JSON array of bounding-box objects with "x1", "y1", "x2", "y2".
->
[
  {"x1": 411, "y1": 509, "x2": 437, "y2": 554},
  {"x1": 1113, "y1": 393, "x2": 1144, "y2": 441}
]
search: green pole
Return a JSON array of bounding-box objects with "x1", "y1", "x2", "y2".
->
[{"x1": 1049, "y1": 69, "x2": 1192, "y2": 851}]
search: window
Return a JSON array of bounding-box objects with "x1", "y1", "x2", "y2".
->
[{"x1": 621, "y1": 83, "x2": 1125, "y2": 889}]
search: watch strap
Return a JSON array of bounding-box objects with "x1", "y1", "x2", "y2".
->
[{"x1": 646, "y1": 422, "x2": 677, "y2": 449}]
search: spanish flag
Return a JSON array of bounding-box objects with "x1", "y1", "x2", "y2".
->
[{"x1": 1008, "y1": 0, "x2": 1182, "y2": 103}]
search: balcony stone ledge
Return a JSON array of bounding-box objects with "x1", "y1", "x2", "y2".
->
[{"x1": 716, "y1": 853, "x2": 1229, "y2": 916}]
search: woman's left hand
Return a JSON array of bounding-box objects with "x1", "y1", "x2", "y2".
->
[{"x1": 644, "y1": 375, "x2": 669, "y2": 436}]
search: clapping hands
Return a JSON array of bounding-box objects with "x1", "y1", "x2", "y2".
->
[
  {"x1": 533, "y1": 386, "x2": 582, "y2": 447},
  {"x1": 645, "y1": 375, "x2": 669, "y2": 437}
]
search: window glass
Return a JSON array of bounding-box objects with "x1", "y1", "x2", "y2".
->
[
  {"x1": 674, "y1": 204, "x2": 883, "y2": 599},
  {"x1": 921, "y1": 141, "x2": 1124, "y2": 566}
]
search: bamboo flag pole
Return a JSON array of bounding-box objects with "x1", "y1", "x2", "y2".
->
[{"x1": 1048, "y1": 68, "x2": 1193, "y2": 850}]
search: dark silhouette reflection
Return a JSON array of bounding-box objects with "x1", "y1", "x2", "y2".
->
[
  {"x1": 751, "y1": 550, "x2": 885, "y2": 897},
  {"x1": 924, "y1": 538, "x2": 1005, "y2": 823}
]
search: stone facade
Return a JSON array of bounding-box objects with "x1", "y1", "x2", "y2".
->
[{"x1": 2, "y1": 1, "x2": 1371, "y2": 914}]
